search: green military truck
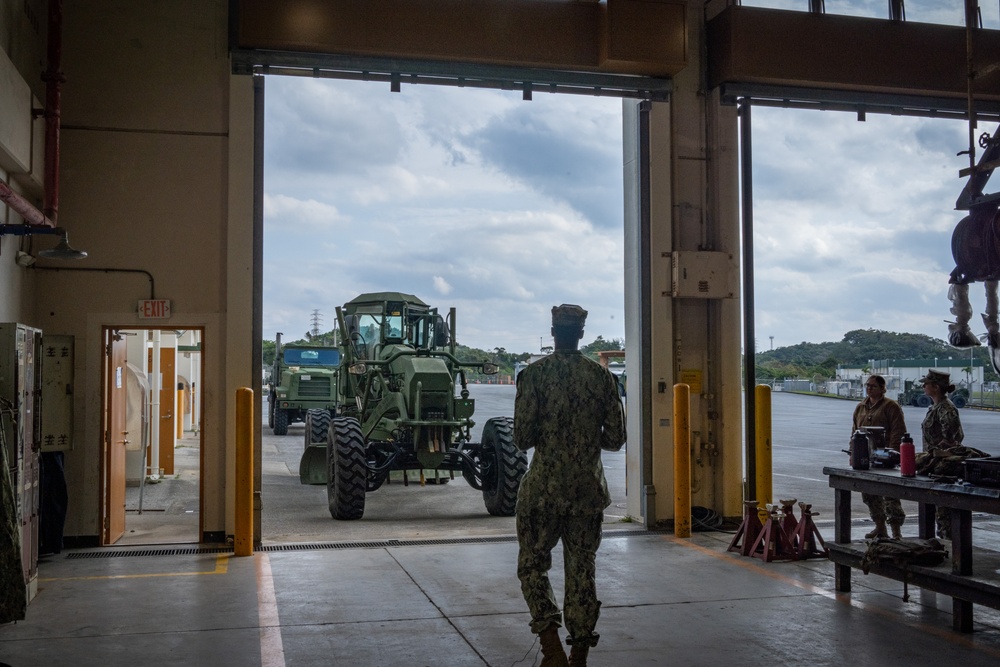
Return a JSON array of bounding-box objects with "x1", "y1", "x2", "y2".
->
[
  {"x1": 298, "y1": 291, "x2": 526, "y2": 520},
  {"x1": 897, "y1": 380, "x2": 968, "y2": 408},
  {"x1": 267, "y1": 333, "x2": 341, "y2": 436}
]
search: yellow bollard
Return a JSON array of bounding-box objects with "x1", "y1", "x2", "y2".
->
[
  {"x1": 235, "y1": 387, "x2": 254, "y2": 556},
  {"x1": 674, "y1": 383, "x2": 691, "y2": 538},
  {"x1": 755, "y1": 384, "x2": 772, "y2": 513}
]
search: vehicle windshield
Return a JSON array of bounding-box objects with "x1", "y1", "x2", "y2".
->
[{"x1": 283, "y1": 348, "x2": 340, "y2": 366}]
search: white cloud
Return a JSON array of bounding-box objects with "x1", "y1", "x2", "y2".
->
[{"x1": 432, "y1": 276, "x2": 453, "y2": 295}]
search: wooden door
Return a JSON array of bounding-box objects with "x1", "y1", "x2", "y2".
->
[{"x1": 102, "y1": 329, "x2": 128, "y2": 544}]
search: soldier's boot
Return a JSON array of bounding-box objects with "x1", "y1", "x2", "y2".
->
[
  {"x1": 889, "y1": 521, "x2": 903, "y2": 540},
  {"x1": 538, "y1": 626, "x2": 569, "y2": 667},
  {"x1": 865, "y1": 518, "x2": 887, "y2": 539},
  {"x1": 569, "y1": 645, "x2": 589, "y2": 667}
]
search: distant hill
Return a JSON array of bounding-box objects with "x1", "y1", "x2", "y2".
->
[{"x1": 755, "y1": 329, "x2": 996, "y2": 381}]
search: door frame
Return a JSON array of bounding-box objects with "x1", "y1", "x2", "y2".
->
[{"x1": 100, "y1": 326, "x2": 206, "y2": 545}]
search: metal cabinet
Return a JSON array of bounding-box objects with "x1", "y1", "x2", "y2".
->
[{"x1": 0, "y1": 323, "x2": 42, "y2": 603}]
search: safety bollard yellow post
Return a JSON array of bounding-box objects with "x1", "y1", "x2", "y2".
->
[
  {"x1": 755, "y1": 384, "x2": 772, "y2": 513},
  {"x1": 235, "y1": 387, "x2": 254, "y2": 556},
  {"x1": 674, "y1": 383, "x2": 691, "y2": 538}
]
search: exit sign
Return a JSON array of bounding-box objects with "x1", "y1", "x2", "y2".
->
[{"x1": 138, "y1": 299, "x2": 171, "y2": 319}]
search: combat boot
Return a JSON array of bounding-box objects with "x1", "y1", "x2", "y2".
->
[
  {"x1": 569, "y1": 644, "x2": 589, "y2": 667},
  {"x1": 889, "y1": 522, "x2": 903, "y2": 540},
  {"x1": 538, "y1": 625, "x2": 569, "y2": 667},
  {"x1": 865, "y1": 518, "x2": 887, "y2": 539}
]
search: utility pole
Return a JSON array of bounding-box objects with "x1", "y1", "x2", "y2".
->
[
  {"x1": 310, "y1": 309, "x2": 322, "y2": 338},
  {"x1": 769, "y1": 335, "x2": 774, "y2": 350}
]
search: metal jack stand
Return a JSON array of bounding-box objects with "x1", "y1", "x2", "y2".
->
[
  {"x1": 728, "y1": 500, "x2": 764, "y2": 557},
  {"x1": 792, "y1": 502, "x2": 829, "y2": 560},
  {"x1": 751, "y1": 504, "x2": 797, "y2": 562},
  {"x1": 779, "y1": 498, "x2": 798, "y2": 548}
]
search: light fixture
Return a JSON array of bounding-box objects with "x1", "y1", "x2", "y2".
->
[{"x1": 37, "y1": 228, "x2": 87, "y2": 260}]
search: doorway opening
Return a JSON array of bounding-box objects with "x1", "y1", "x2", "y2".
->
[{"x1": 100, "y1": 326, "x2": 204, "y2": 546}]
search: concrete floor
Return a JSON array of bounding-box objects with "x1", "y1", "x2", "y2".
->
[{"x1": 3, "y1": 528, "x2": 1000, "y2": 666}]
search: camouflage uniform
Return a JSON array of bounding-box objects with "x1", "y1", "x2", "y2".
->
[
  {"x1": 921, "y1": 398, "x2": 964, "y2": 538},
  {"x1": 851, "y1": 396, "x2": 907, "y2": 527},
  {"x1": 514, "y1": 344, "x2": 625, "y2": 649}
]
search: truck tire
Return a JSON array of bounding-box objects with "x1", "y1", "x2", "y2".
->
[
  {"x1": 327, "y1": 417, "x2": 367, "y2": 520},
  {"x1": 268, "y1": 394, "x2": 275, "y2": 429},
  {"x1": 916, "y1": 394, "x2": 932, "y2": 408},
  {"x1": 953, "y1": 395, "x2": 967, "y2": 409},
  {"x1": 273, "y1": 407, "x2": 289, "y2": 436},
  {"x1": 481, "y1": 416, "x2": 527, "y2": 517},
  {"x1": 305, "y1": 409, "x2": 332, "y2": 451}
]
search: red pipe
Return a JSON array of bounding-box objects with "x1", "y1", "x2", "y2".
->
[
  {"x1": 42, "y1": 0, "x2": 63, "y2": 223},
  {"x1": 0, "y1": 181, "x2": 56, "y2": 228}
]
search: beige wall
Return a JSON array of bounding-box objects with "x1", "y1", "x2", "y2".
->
[{"x1": 0, "y1": 0, "x2": 253, "y2": 541}]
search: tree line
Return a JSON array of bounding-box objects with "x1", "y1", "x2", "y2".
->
[
  {"x1": 263, "y1": 331, "x2": 624, "y2": 379},
  {"x1": 754, "y1": 328, "x2": 998, "y2": 383}
]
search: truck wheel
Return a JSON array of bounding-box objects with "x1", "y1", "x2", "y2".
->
[
  {"x1": 268, "y1": 395, "x2": 275, "y2": 429},
  {"x1": 916, "y1": 394, "x2": 932, "y2": 408},
  {"x1": 482, "y1": 417, "x2": 527, "y2": 517},
  {"x1": 305, "y1": 409, "x2": 332, "y2": 451},
  {"x1": 953, "y1": 395, "x2": 967, "y2": 409},
  {"x1": 273, "y1": 407, "x2": 289, "y2": 436},
  {"x1": 327, "y1": 417, "x2": 367, "y2": 520}
]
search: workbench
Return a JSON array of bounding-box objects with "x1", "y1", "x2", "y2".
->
[{"x1": 823, "y1": 466, "x2": 1000, "y2": 632}]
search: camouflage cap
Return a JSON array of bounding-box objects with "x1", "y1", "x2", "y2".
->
[
  {"x1": 917, "y1": 369, "x2": 950, "y2": 387},
  {"x1": 551, "y1": 303, "x2": 588, "y2": 328}
]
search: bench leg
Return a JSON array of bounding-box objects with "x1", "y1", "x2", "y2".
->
[{"x1": 834, "y1": 488, "x2": 852, "y2": 592}]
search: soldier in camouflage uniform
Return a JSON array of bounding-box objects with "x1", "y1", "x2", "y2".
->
[
  {"x1": 918, "y1": 370, "x2": 965, "y2": 539},
  {"x1": 514, "y1": 304, "x2": 625, "y2": 667},
  {"x1": 851, "y1": 374, "x2": 907, "y2": 539}
]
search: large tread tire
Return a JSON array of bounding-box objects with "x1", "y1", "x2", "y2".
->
[
  {"x1": 273, "y1": 407, "x2": 289, "y2": 436},
  {"x1": 953, "y1": 395, "x2": 967, "y2": 409},
  {"x1": 916, "y1": 394, "x2": 932, "y2": 409},
  {"x1": 327, "y1": 417, "x2": 367, "y2": 520},
  {"x1": 482, "y1": 416, "x2": 527, "y2": 516},
  {"x1": 305, "y1": 409, "x2": 332, "y2": 451}
]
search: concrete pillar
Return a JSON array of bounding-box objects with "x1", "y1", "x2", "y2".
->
[{"x1": 624, "y1": 2, "x2": 743, "y2": 526}]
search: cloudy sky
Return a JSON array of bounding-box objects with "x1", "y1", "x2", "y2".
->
[{"x1": 262, "y1": 1, "x2": 1000, "y2": 354}]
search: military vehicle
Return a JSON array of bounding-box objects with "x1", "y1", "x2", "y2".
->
[
  {"x1": 897, "y1": 380, "x2": 968, "y2": 408},
  {"x1": 298, "y1": 291, "x2": 526, "y2": 520},
  {"x1": 267, "y1": 333, "x2": 341, "y2": 435}
]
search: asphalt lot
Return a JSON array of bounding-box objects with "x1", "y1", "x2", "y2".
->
[{"x1": 256, "y1": 386, "x2": 1000, "y2": 543}]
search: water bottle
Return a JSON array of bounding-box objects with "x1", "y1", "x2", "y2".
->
[
  {"x1": 851, "y1": 430, "x2": 871, "y2": 470},
  {"x1": 900, "y1": 432, "x2": 916, "y2": 477}
]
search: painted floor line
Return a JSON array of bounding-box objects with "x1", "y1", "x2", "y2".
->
[
  {"x1": 256, "y1": 552, "x2": 286, "y2": 667},
  {"x1": 39, "y1": 555, "x2": 229, "y2": 582}
]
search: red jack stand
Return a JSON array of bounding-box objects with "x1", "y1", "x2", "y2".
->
[
  {"x1": 792, "y1": 502, "x2": 829, "y2": 559},
  {"x1": 750, "y1": 504, "x2": 797, "y2": 562},
  {"x1": 779, "y1": 498, "x2": 798, "y2": 548},
  {"x1": 728, "y1": 500, "x2": 764, "y2": 557}
]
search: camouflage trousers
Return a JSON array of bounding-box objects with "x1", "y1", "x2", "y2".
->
[
  {"x1": 861, "y1": 493, "x2": 905, "y2": 526},
  {"x1": 516, "y1": 510, "x2": 603, "y2": 648}
]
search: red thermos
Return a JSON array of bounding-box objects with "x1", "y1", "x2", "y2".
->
[{"x1": 900, "y1": 433, "x2": 916, "y2": 477}]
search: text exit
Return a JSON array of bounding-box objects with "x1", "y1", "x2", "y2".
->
[{"x1": 137, "y1": 299, "x2": 172, "y2": 319}]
